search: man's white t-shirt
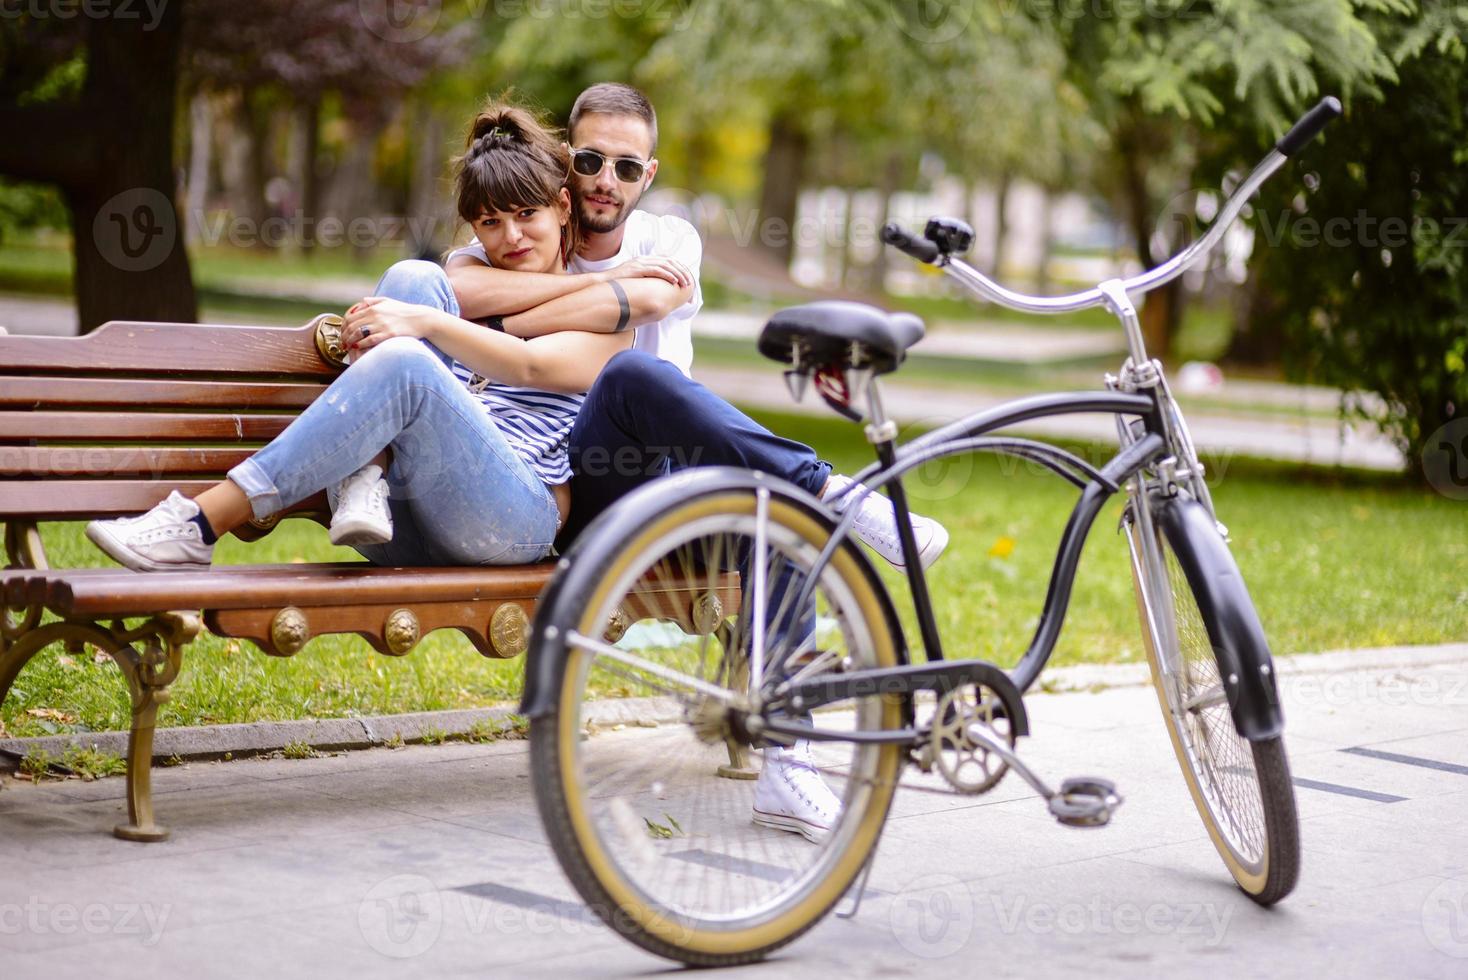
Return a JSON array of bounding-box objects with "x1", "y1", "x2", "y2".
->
[{"x1": 448, "y1": 209, "x2": 701, "y2": 377}]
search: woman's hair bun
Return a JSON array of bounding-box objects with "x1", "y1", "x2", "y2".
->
[{"x1": 471, "y1": 112, "x2": 526, "y2": 154}]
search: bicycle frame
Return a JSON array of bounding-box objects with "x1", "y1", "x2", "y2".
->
[
  {"x1": 759, "y1": 114, "x2": 1344, "y2": 711},
  {"x1": 760, "y1": 386, "x2": 1171, "y2": 730}
]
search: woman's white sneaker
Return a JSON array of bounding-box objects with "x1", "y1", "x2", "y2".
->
[
  {"x1": 328, "y1": 464, "x2": 393, "y2": 547},
  {"x1": 823, "y1": 474, "x2": 949, "y2": 571},
  {"x1": 751, "y1": 741, "x2": 843, "y2": 844},
  {"x1": 85, "y1": 491, "x2": 214, "y2": 571}
]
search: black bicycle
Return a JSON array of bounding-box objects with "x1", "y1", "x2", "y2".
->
[{"x1": 521, "y1": 98, "x2": 1341, "y2": 966}]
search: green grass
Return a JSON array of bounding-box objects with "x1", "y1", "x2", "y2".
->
[{"x1": 1, "y1": 418, "x2": 1462, "y2": 744}]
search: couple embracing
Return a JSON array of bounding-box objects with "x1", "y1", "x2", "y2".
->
[{"x1": 86, "y1": 83, "x2": 950, "y2": 841}]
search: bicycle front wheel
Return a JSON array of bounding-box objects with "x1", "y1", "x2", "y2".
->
[
  {"x1": 529, "y1": 471, "x2": 905, "y2": 965},
  {"x1": 1126, "y1": 493, "x2": 1300, "y2": 905}
]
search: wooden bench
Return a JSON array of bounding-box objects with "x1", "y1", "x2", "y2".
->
[{"x1": 0, "y1": 315, "x2": 740, "y2": 841}]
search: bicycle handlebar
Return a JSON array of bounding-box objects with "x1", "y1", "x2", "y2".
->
[
  {"x1": 880, "y1": 223, "x2": 941, "y2": 263},
  {"x1": 885, "y1": 97, "x2": 1344, "y2": 316},
  {"x1": 1276, "y1": 96, "x2": 1343, "y2": 157}
]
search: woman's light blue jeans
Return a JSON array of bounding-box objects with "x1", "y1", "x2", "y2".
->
[{"x1": 226, "y1": 261, "x2": 560, "y2": 566}]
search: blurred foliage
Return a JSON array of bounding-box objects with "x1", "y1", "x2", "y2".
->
[
  {"x1": 183, "y1": 0, "x2": 468, "y2": 124},
  {"x1": 1, "y1": 0, "x2": 1465, "y2": 470},
  {"x1": 1249, "y1": 1, "x2": 1468, "y2": 471},
  {"x1": 0, "y1": 180, "x2": 67, "y2": 244}
]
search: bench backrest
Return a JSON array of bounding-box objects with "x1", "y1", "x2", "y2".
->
[{"x1": 0, "y1": 315, "x2": 346, "y2": 527}]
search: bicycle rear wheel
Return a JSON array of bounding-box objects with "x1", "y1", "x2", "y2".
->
[
  {"x1": 1126, "y1": 493, "x2": 1300, "y2": 905},
  {"x1": 529, "y1": 472, "x2": 905, "y2": 965}
]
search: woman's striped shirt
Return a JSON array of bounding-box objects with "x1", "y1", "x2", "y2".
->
[{"x1": 446, "y1": 359, "x2": 583, "y2": 486}]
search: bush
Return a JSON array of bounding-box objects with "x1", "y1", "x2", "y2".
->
[
  {"x1": 1248, "y1": 12, "x2": 1468, "y2": 476},
  {"x1": 0, "y1": 179, "x2": 68, "y2": 244}
]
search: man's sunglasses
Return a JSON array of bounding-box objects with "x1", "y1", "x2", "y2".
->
[{"x1": 570, "y1": 148, "x2": 649, "y2": 183}]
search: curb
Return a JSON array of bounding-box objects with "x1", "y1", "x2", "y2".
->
[
  {"x1": 0, "y1": 695, "x2": 687, "y2": 772},
  {"x1": 1, "y1": 645, "x2": 1462, "y2": 769},
  {"x1": 1029, "y1": 641, "x2": 1468, "y2": 694}
]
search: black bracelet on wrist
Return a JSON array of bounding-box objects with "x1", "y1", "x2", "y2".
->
[{"x1": 486, "y1": 314, "x2": 506, "y2": 332}]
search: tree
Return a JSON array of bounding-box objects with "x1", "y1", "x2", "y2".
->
[
  {"x1": 184, "y1": 0, "x2": 466, "y2": 250},
  {"x1": 1248, "y1": 2, "x2": 1468, "y2": 475},
  {"x1": 0, "y1": 10, "x2": 198, "y2": 331},
  {"x1": 1048, "y1": 0, "x2": 1397, "y2": 357}
]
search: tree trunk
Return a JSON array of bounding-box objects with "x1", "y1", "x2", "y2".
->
[
  {"x1": 287, "y1": 98, "x2": 323, "y2": 252},
  {"x1": 868, "y1": 150, "x2": 905, "y2": 295},
  {"x1": 1225, "y1": 275, "x2": 1286, "y2": 366},
  {"x1": 234, "y1": 94, "x2": 274, "y2": 247},
  {"x1": 1035, "y1": 188, "x2": 1055, "y2": 294},
  {"x1": 185, "y1": 91, "x2": 213, "y2": 246},
  {"x1": 757, "y1": 110, "x2": 809, "y2": 269},
  {"x1": 0, "y1": 6, "x2": 198, "y2": 331},
  {"x1": 406, "y1": 109, "x2": 445, "y2": 260},
  {"x1": 1118, "y1": 127, "x2": 1180, "y2": 360},
  {"x1": 837, "y1": 187, "x2": 856, "y2": 290},
  {"x1": 992, "y1": 170, "x2": 1012, "y2": 278}
]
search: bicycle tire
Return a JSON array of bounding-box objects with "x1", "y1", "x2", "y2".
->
[
  {"x1": 528, "y1": 470, "x2": 905, "y2": 965},
  {"x1": 1127, "y1": 493, "x2": 1300, "y2": 905}
]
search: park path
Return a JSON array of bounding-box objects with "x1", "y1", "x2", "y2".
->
[
  {"x1": 0, "y1": 293, "x2": 1403, "y2": 470},
  {"x1": 1, "y1": 644, "x2": 1465, "y2": 978}
]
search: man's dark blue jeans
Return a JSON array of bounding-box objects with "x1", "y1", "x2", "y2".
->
[{"x1": 559, "y1": 349, "x2": 834, "y2": 548}]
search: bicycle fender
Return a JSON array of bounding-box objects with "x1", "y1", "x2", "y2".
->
[
  {"x1": 1153, "y1": 496, "x2": 1284, "y2": 741},
  {"x1": 519, "y1": 467, "x2": 907, "y2": 719}
]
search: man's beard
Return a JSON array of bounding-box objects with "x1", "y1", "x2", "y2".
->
[{"x1": 576, "y1": 186, "x2": 642, "y2": 235}]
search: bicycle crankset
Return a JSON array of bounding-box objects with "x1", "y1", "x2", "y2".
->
[{"x1": 917, "y1": 678, "x2": 1023, "y2": 794}]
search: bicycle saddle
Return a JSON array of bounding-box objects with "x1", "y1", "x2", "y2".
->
[{"x1": 758, "y1": 301, "x2": 925, "y2": 375}]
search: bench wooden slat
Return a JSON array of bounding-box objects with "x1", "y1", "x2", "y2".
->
[
  {"x1": 3, "y1": 563, "x2": 742, "y2": 622},
  {"x1": 13, "y1": 563, "x2": 559, "y2": 616},
  {"x1": 0, "y1": 411, "x2": 295, "y2": 442},
  {"x1": 0, "y1": 483, "x2": 327, "y2": 520},
  {"x1": 0, "y1": 376, "x2": 324, "y2": 410},
  {"x1": 0, "y1": 446, "x2": 254, "y2": 478},
  {"x1": 0, "y1": 321, "x2": 340, "y2": 377}
]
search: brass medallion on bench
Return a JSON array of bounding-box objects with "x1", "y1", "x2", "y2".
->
[{"x1": 0, "y1": 316, "x2": 742, "y2": 841}]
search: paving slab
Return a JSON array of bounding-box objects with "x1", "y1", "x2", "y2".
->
[{"x1": 2, "y1": 653, "x2": 1466, "y2": 978}]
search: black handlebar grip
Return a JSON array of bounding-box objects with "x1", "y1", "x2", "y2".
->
[
  {"x1": 881, "y1": 222, "x2": 941, "y2": 264},
  {"x1": 1275, "y1": 96, "x2": 1343, "y2": 157}
]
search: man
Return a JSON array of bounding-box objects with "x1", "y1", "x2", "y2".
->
[
  {"x1": 446, "y1": 83, "x2": 948, "y2": 843},
  {"x1": 446, "y1": 83, "x2": 946, "y2": 561}
]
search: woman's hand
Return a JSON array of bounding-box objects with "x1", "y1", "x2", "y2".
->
[
  {"x1": 601, "y1": 256, "x2": 694, "y2": 289},
  {"x1": 342, "y1": 297, "x2": 443, "y2": 353}
]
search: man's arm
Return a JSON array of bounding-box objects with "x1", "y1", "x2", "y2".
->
[
  {"x1": 446, "y1": 255, "x2": 607, "y2": 319},
  {"x1": 435, "y1": 318, "x2": 635, "y2": 392},
  {"x1": 502, "y1": 279, "x2": 695, "y2": 339},
  {"x1": 343, "y1": 298, "x2": 633, "y2": 393}
]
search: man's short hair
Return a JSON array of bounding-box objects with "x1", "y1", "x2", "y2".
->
[{"x1": 569, "y1": 82, "x2": 658, "y2": 155}]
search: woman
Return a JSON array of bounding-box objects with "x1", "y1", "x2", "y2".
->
[{"x1": 87, "y1": 101, "x2": 647, "y2": 571}]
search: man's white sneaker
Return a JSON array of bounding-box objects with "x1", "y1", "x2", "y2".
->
[
  {"x1": 823, "y1": 474, "x2": 949, "y2": 572},
  {"x1": 327, "y1": 464, "x2": 393, "y2": 547},
  {"x1": 751, "y1": 741, "x2": 843, "y2": 844},
  {"x1": 85, "y1": 491, "x2": 214, "y2": 572}
]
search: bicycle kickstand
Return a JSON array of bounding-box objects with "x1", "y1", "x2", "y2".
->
[{"x1": 836, "y1": 843, "x2": 881, "y2": 920}]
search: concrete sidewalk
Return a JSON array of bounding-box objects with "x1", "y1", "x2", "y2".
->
[{"x1": 2, "y1": 649, "x2": 1465, "y2": 978}]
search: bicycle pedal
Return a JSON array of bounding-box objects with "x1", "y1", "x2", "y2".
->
[{"x1": 1048, "y1": 777, "x2": 1123, "y2": 828}]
